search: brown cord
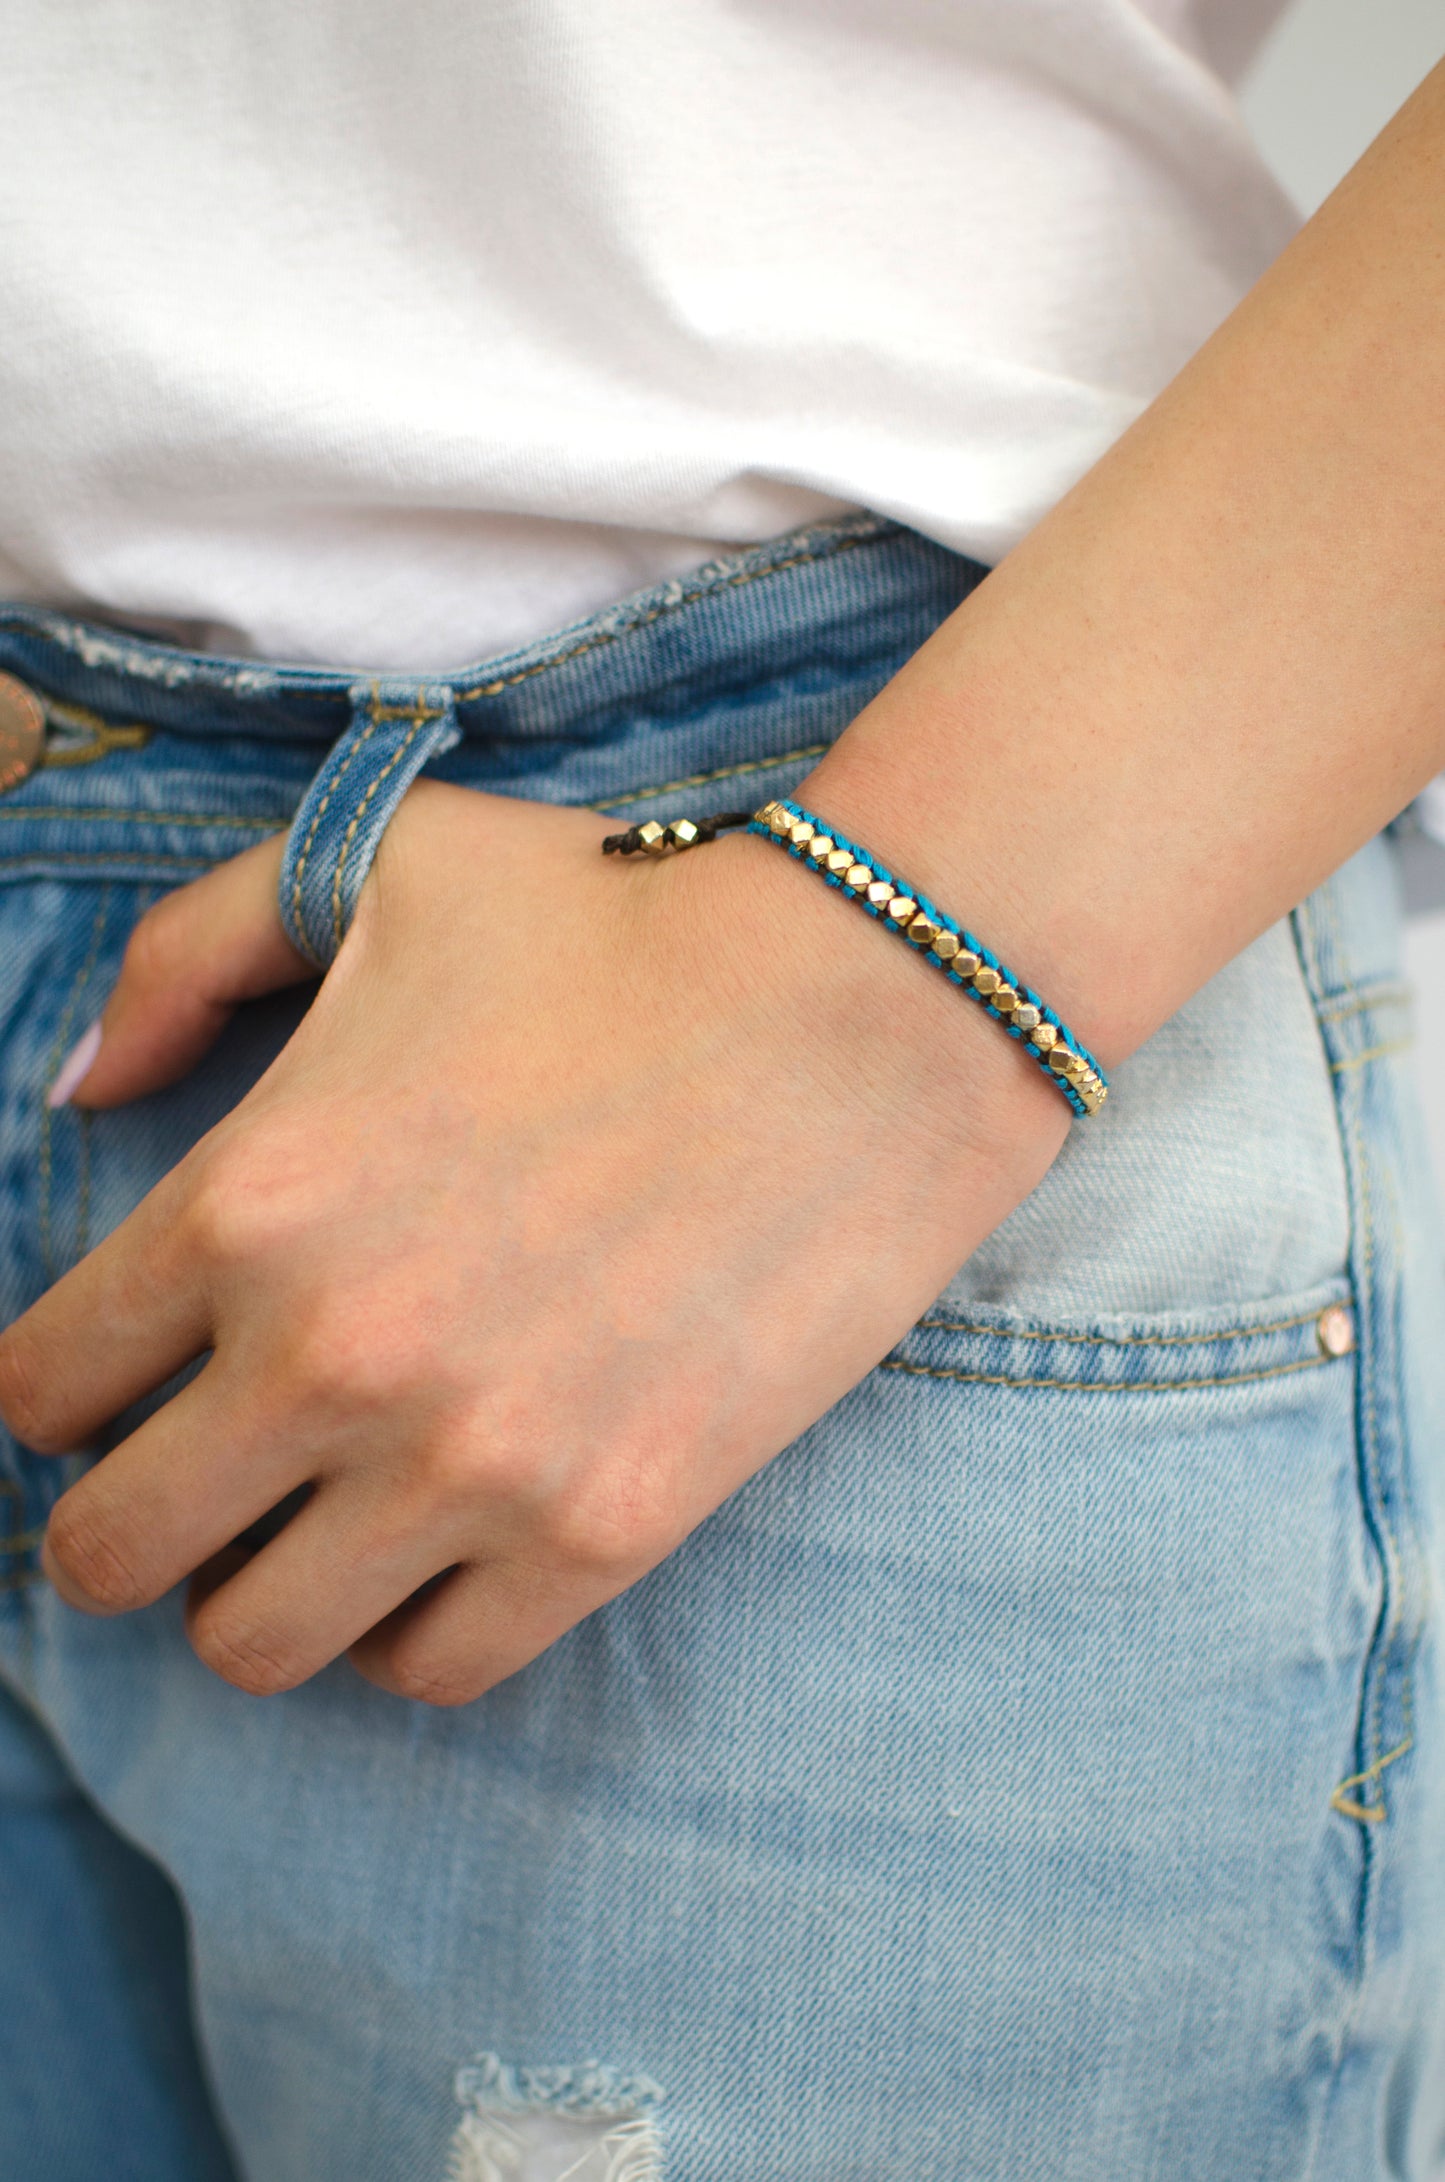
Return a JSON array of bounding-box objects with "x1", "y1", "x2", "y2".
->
[{"x1": 601, "y1": 809, "x2": 756, "y2": 855}]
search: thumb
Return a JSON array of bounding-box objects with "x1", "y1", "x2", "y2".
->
[{"x1": 52, "y1": 832, "x2": 316, "y2": 1111}]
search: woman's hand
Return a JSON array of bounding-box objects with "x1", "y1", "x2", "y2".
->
[{"x1": 0, "y1": 782, "x2": 1065, "y2": 1704}]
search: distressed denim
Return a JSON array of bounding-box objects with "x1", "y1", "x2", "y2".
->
[{"x1": 0, "y1": 515, "x2": 1443, "y2": 2182}]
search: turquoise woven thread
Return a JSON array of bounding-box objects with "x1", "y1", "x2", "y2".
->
[{"x1": 749, "y1": 799, "x2": 1107, "y2": 1119}]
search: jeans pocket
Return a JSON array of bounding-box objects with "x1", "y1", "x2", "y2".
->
[{"x1": 937, "y1": 907, "x2": 1353, "y2": 1323}]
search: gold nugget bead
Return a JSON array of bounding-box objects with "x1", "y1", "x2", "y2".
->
[
  {"x1": 637, "y1": 820, "x2": 668, "y2": 855},
  {"x1": 666, "y1": 818, "x2": 700, "y2": 849},
  {"x1": 741, "y1": 799, "x2": 1108, "y2": 1119}
]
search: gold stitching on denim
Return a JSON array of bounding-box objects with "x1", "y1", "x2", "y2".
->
[
  {"x1": 914, "y1": 1304, "x2": 1329, "y2": 1348},
  {"x1": 1316, "y1": 983, "x2": 1412, "y2": 1023},
  {"x1": 455, "y1": 531, "x2": 879, "y2": 703},
  {"x1": 0, "y1": 851, "x2": 212, "y2": 870},
  {"x1": 588, "y1": 742, "x2": 832, "y2": 813},
  {"x1": 37, "y1": 698, "x2": 152, "y2": 768},
  {"x1": 75, "y1": 1107, "x2": 94, "y2": 1265},
  {"x1": 287, "y1": 688, "x2": 382, "y2": 964},
  {"x1": 0, "y1": 805, "x2": 279, "y2": 831},
  {"x1": 0, "y1": 1525, "x2": 45, "y2": 1555},
  {"x1": 1, "y1": 750, "x2": 833, "y2": 831},
  {"x1": 1337, "y1": 899, "x2": 1398, "y2": 1804},
  {"x1": 329, "y1": 697, "x2": 441, "y2": 953},
  {"x1": 1329, "y1": 1735, "x2": 1413, "y2": 1824},
  {"x1": 38, "y1": 888, "x2": 111, "y2": 1284},
  {"x1": 1316, "y1": 874, "x2": 1410, "y2": 1823},
  {"x1": 1329, "y1": 1037, "x2": 1414, "y2": 1073},
  {"x1": 880, "y1": 1350, "x2": 1338, "y2": 1394}
]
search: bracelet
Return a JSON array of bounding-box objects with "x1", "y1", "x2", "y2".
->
[{"x1": 602, "y1": 797, "x2": 1109, "y2": 1117}]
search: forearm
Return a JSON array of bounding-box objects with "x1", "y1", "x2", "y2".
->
[{"x1": 806, "y1": 57, "x2": 1445, "y2": 1069}]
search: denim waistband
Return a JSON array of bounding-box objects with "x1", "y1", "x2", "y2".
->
[{"x1": 0, "y1": 513, "x2": 980, "y2": 755}]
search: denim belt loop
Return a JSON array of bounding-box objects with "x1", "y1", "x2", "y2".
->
[{"x1": 278, "y1": 678, "x2": 461, "y2": 968}]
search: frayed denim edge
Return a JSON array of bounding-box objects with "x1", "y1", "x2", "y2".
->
[{"x1": 449, "y1": 2055, "x2": 664, "y2": 2182}]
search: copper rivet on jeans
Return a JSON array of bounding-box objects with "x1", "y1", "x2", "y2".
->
[
  {"x1": 0, "y1": 672, "x2": 44, "y2": 795},
  {"x1": 1317, "y1": 1304, "x2": 1355, "y2": 1358}
]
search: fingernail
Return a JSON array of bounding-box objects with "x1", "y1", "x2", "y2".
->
[{"x1": 47, "y1": 1021, "x2": 103, "y2": 1108}]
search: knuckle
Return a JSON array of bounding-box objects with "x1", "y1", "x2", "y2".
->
[
  {"x1": 546, "y1": 1463, "x2": 673, "y2": 1580},
  {"x1": 418, "y1": 1433, "x2": 518, "y2": 1510},
  {"x1": 181, "y1": 1142, "x2": 272, "y2": 1268},
  {"x1": 273, "y1": 1310, "x2": 353, "y2": 1401},
  {"x1": 277, "y1": 1304, "x2": 416, "y2": 1410},
  {"x1": 191, "y1": 1610, "x2": 307, "y2": 1697},
  {"x1": 0, "y1": 1324, "x2": 65, "y2": 1451},
  {"x1": 384, "y1": 1647, "x2": 481, "y2": 1709},
  {"x1": 124, "y1": 892, "x2": 193, "y2": 990},
  {"x1": 545, "y1": 1501, "x2": 647, "y2": 1583},
  {"x1": 46, "y1": 1497, "x2": 152, "y2": 1613},
  {"x1": 180, "y1": 1170, "x2": 240, "y2": 1266}
]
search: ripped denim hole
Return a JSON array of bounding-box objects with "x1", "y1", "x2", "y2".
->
[{"x1": 449, "y1": 2055, "x2": 664, "y2": 2182}]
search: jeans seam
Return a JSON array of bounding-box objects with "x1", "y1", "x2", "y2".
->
[
  {"x1": 0, "y1": 851, "x2": 213, "y2": 870},
  {"x1": 38, "y1": 886, "x2": 111, "y2": 1285},
  {"x1": 287, "y1": 697, "x2": 381, "y2": 956},
  {"x1": 454, "y1": 528, "x2": 881, "y2": 702},
  {"x1": 0, "y1": 737, "x2": 830, "y2": 842},
  {"x1": 0, "y1": 805, "x2": 280, "y2": 831},
  {"x1": 1330, "y1": 1037, "x2": 1414, "y2": 1072},
  {"x1": 328, "y1": 695, "x2": 441, "y2": 953},
  {"x1": 880, "y1": 1350, "x2": 1340, "y2": 1394},
  {"x1": 1316, "y1": 982, "x2": 1412, "y2": 1023},
  {"x1": 913, "y1": 1302, "x2": 1335, "y2": 1347},
  {"x1": 587, "y1": 741, "x2": 831, "y2": 811},
  {"x1": 1319, "y1": 873, "x2": 1411, "y2": 1828}
]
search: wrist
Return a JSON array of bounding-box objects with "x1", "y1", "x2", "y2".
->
[
  {"x1": 798, "y1": 668, "x2": 1141, "y2": 1074},
  {"x1": 663, "y1": 817, "x2": 1071, "y2": 1193}
]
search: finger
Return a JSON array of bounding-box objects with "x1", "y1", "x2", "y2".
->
[
  {"x1": 347, "y1": 1553, "x2": 616, "y2": 1707},
  {"x1": 183, "y1": 1479, "x2": 456, "y2": 1696},
  {"x1": 59, "y1": 833, "x2": 312, "y2": 1112},
  {"x1": 40, "y1": 1366, "x2": 310, "y2": 1616},
  {"x1": 0, "y1": 1160, "x2": 210, "y2": 1453}
]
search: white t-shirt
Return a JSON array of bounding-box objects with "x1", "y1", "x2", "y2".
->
[{"x1": 0, "y1": 0, "x2": 1296, "y2": 670}]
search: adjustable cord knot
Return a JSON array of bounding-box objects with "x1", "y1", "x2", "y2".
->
[{"x1": 601, "y1": 810, "x2": 756, "y2": 856}]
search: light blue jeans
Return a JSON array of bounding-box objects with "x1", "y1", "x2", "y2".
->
[{"x1": 1, "y1": 516, "x2": 1443, "y2": 2181}]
